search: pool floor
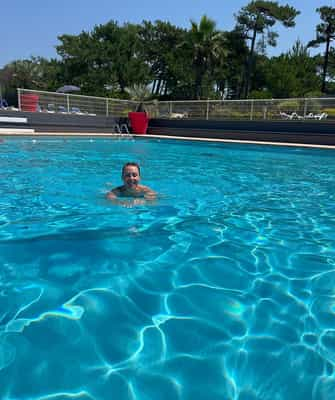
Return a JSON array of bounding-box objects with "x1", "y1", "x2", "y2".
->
[{"x1": 0, "y1": 137, "x2": 334, "y2": 399}]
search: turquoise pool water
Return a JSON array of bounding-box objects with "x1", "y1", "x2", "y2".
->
[{"x1": 0, "y1": 137, "x2": 335, "y2": 400}]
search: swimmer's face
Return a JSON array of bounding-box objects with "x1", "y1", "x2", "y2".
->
[{"x1": 122, "y1": 165, "x2": 140, "y2": 188}]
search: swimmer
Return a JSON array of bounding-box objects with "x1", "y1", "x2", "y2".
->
[{"x1": 107, "y1": 162, "x2": 156, "y2": 203}]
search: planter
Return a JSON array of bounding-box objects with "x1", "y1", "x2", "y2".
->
[
  {"x1": 128, "y1": 112, "x2": 149, "y2": 134},
  {"x1": 20, "y1": 94, "x2": 39, "y2": 112}
]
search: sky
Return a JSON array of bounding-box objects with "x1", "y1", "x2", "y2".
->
[{"x1": 2, "y1": 0, "x2": 334, "y2": 68}]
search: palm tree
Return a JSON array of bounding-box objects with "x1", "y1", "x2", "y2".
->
[
  {"x1": 188, "y1": 15, "x2": 226, "y2": 99},
  {"x1": 308, "y1": 6, "x2": 335, "y2": 94}
]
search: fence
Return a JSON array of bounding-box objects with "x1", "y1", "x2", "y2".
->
[
  {"x1": 145, "y1": 98, "x2": 334, "y2": 121},
  {"x1": 17, "y1": 88, "x2": 138, "y2": 117},
  {"x1": 17, "y1": 89, "x2": 334, "y2": 121}
]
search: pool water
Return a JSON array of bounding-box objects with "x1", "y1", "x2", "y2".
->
[{"x1": 0, "y1": 137, "x2": 335, "y2": 400}]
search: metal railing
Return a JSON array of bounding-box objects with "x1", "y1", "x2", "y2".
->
[
  {"x1": 144, "y1": 98, "x2": 334, "y2": 121},
  {"x1": 17, "y1": 89, "x2": 334, "y2": 121},
  {"x1": 17, "y1": 88, "x2": 138, "y2": 117}
]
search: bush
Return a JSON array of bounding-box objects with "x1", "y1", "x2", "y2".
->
[
  {"x1": 277, "y1": 99, "x2": 300, "y2": 111},
  {"x1": 322, "y1": 108, "x2": 335, "y2": 117},
  {"x1": 249, "y1": 90, "x2": 273, "y2": 99}
]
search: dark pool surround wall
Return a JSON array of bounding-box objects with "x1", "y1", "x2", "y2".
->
[
  {"x1": 148, "y1": 119, "x2": 335, "y2": 145},
  {"x1": 0, "y1": 111, "x2": 119, "y2": 133},
  {"x1": 1, "y1": 110, "x2": 334, "y2": 145}
]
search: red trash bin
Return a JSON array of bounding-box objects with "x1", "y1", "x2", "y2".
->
[
  {"x1": 20, "y1": 94, "x2": 39, "y2": 112},
  {"x1": 128, "y1": 112, "x2": 149, "y2": 134}
]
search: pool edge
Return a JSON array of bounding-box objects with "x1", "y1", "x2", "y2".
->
[{"x1": 1, "y1": 131, "x2": 335, "y2": 149}]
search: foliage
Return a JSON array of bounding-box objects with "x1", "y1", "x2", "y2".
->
[
  {"x1": 322, "y1": 108, "x2": 335, "y2": 117},
  {"x1": 249, "y1": 89, "x2": 272, "y2": 99},
  {"x1": 125, "y1": 84, "x2": 152, "y2": 101},
  {"x1": 264, "y1": 40, "x2": 321, "y2": 98},
  {"x1": 186, "y1": 15, "x2": 227, "y2": 99},
  {"x1": 56, "y1": 21, "x2": 150, "y2": 97},
  {"x1": 212, "y1": 29, "x2": 249, "y2": 99},
  {"x1": 2, "y1": 9, "x2": 335, "y2": 104},
  {"x1": 308, "y1": 6, "x2": 335, "y2": 93},
  {"x1": 138, "y1": 20, "x2": 191, "y2": 99},
  {"x1": 277, "y1": 99, "x2": 300, "y2": 111},
  {"x1": 235, "y1": 0, "x2": 300, "y2": 98},
  {"x1": 0, "y1": 57, "x2": 62, "y2": 105}
]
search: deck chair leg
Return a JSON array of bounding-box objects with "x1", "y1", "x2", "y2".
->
[
  {"x1": 120, "y1": 123, "x2": 129, "y2": 134},
  {"x1": 114, "y1": 124, "x2": 121, "y2": 134}
]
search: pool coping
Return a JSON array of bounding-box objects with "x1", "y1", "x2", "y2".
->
[{"x1": 1, "y1": 130, "x2": 335, "y2": 149}]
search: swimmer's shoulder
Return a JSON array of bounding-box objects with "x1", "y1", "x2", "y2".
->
[
  {"x1": 139, "y1": 185, "x2": 157, "y2": 198},
  {"x1": 107, "y1": 185, "x2": 126, "y2": 199}
]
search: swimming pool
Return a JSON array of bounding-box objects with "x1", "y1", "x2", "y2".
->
[{"x1": 0, "y1": 137, "x2": 334, "y2": 399}]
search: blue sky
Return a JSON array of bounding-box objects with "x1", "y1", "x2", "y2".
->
[{"x1": 2, "y1": 0, "x2": 333, "y2": 68}]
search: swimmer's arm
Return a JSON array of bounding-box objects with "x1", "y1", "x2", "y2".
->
[
  {"x1": 106, "y1": 187, "x2": 142, "y2": 207},
  {"x1": 106, "y1": 193, "x2": 133, "y2": 207},
  {"x1": 143, "y1": 186, "x2": 157, "y2": 200},
  {"x1": 107, "y1": 195, "x2": 145, "y2": 208},
  {"x1": 106, "y1": 192, "x2": 117, "y2": 200},
  {"x1": 106, "y1": 187, "x2": 121, "y2": 200}
]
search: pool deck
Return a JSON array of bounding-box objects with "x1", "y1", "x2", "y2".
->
[{"x1": 1, "y1": 130, "x2": 335, "y2": 149}]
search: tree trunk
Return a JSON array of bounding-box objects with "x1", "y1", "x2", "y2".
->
[
  {"x1": 321, "y1": 36, "x2": 331, "y2": 93},
  {"x1": 151, "y1": 80, "x2": 157, "y2": 95},
  {"x1": 194, "y1": 64, "x2": 205, "y2": 100},
  {"x1": 155, "y1": 78, "x2": 162, "y2": 96},
  {"x1": 195, "y1": 75, "x2": 202, "y2": 100},
  {"x1": 244, "y1": 24, "x2": 258, "y2": 99}
]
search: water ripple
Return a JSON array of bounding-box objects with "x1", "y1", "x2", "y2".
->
[{"x1": 1, "y1": 138, "x2": 335, "y2": 399}]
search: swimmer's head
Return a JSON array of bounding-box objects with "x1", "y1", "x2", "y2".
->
[
  {"x1": 122, "y1": 162, "x2": 140, "y2": 177},
  {"x1": 122, "y1": 162, "x2": 141, "y2": 188}
]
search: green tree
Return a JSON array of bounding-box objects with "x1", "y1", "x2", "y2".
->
[
  {"x1": 308, "y1": 6, "x2": 335, "y2": 93},
  {"x1": 57, "y1": 22, "x2": 150, "y2": 97},
  {"x1": 0, "y1": 57, "x2": 63, "y2": 105},
  {"x1": 326, "y1": 48, "x2": 335, "y2": 94},
  {"x1": 93, "y1": 21, "x2": 150, "y2": 96},
  {"x1": 265, "y1": 40, "x2": 320, "y2": 98},
  {"x1": 56, "y1": 31, "x2": 105, "y2": 95},
  {"x1": 187, "y1": 15, "x2": 226, "y2": 99},
  {"x1": 138, "y1": 20, "x2": 191, "y2": 99},
  {"x1": 235, "y1": 1, "x2": 299, "y2": 98},
  {"x1": 214, "y1": 29, "x2": 249, "y2": 98}
]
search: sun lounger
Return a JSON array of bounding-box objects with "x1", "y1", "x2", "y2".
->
[
  {"x1": 58, "y1": 105, "x2": 67, "y2": 113},
  {"x1": 170, "y1": 112, "x2": 187, "y2": 119},
  {"x1": 279, "y1": 112, "x2": 303, "y2": 120},
  {"x1": 47, "y1": 104, "x2": 56, "y2": 113},
  {"x1": 71, "y1": 107, "x2": 84, "y2": 115},
  {"x1": 304, "y1": 112, "x2": 328, "y2": 120},
  {"x1": 314, "y1": 112, "x2": 328, "y2": 120},
  {"x1": 0, "y1": 99, "x2": 8, "y2": 109},
  {"x1": 279, "y1": 112, "x2": 291, "y2": 119}
]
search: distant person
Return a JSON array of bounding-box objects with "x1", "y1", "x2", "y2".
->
[{"x1": 107, "y1": 162, "x2": 156, "y2": 203}]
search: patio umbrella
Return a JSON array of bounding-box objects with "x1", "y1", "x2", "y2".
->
[{"x1": 56, "y1": 85, "x2": 81, "y2": 93}]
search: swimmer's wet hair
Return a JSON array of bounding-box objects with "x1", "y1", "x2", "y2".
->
[{"x1": 122, "y1": 162, "x2": 140, "y2": 176}]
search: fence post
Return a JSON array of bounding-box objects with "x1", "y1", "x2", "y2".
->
[
  {"x1": 106, "y1": 98, "x2": 109, "y2": 117},
  {"x1": 169, "y1": 101, "x2": 172, "y2": 116},
  {"x1": 206, "y1": 100, "x2": 209, "y2": 120},
  {"x1": 250, "y1": 100, "x2": 254, "y2": 120},
  {"x1": 17, "y1": 88, "x2": 22, "y2": 111},
  {"x1": 66, "y1": 94, "x2": 70, "y2": 113},
  {"x1": 303, "y1": 98, "x2": 307, "y2": 118}
]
